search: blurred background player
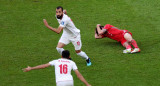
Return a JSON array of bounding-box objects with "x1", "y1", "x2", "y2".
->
[
  {"x1": 43, "y1": 6, "x2": 91, "y2": 66},
  {"x1": 95, "y1": 24, "x2": 140, "y2": 53},
  {"x1": 23, "y1": 50, "x2": 91, "y2": 86}
]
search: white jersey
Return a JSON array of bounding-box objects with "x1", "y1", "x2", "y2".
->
[
  {"x1": 49, "y1": 58, "x2": 78, "y2": 83},
  {"x1": 56, "y1": 14, "x2": 80, "y2": 37}
]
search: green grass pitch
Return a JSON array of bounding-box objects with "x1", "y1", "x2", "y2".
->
[{"x1": 0, "y1": 0, "x2": 160, "y2": 86}]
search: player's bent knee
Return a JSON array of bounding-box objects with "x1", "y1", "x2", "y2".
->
[
  {"x1": 124, "y1": 33, "x2": 133, "y2": 41},
  {"x1": 75, "y1": 50, "x2": 81, "y2": 53},
  {"x1": 125, "y1": 37, "x2": 133, "y2": 42},
  {"x1": 57, "y1": 42, "x2": 66, "y2": 48},
  {"x1": 123, "y1": 42, "x2": 128, "y2": 47}
]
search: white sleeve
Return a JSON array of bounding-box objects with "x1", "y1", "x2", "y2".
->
[
  {"x1": 49, "y1": 60, "x2": 57, "y2": 66},
  {"x1": 72, "y1": 62, "x2": 78, "y2": 70},
  {"x1": 59, "y1": 19, "x2": 68, "y2": 27}
]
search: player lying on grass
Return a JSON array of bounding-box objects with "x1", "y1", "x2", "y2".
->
[
  {"x1": 95, "y1": 24, "x2": 140, "y2": 53},
  {"x1": 23, "y1": 50, "x2": 91, "y2": 86},
  {"x1": 43, "y1": 6, "x2": 91, "y2": 66}
]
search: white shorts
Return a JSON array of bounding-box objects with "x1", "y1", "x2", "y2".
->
[
  {"x1": 56, "y1": 80, "x2": 74, "y2": 86},
  {"x1": 59, "y1": 34, "x2": 82, "y2": 50}
]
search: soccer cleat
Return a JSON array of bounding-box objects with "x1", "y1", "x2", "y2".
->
[
  {"x1": 86, "y1": 58, "x2": 91, "y2": 66},
  {"x1": 123, "y1": 49, "x2": 131, "y2": 53},
  {"x1": 131, "y1": 48, "x2": 140, "y2": 53}
]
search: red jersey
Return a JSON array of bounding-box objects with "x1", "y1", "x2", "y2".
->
[{"x1": 102, "y1": 24, "x2": 126, "y2": 42}]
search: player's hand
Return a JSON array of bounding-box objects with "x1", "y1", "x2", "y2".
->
[
  {"x1": 23, "y1": 66, "x2": 32, "y2": 72},
  {"x1": 63, "y1": 9, "x2": 67, "y2": 14},
  {"x1": 97, "y1": 24, "x2": 101, "y2": 27},
  {"x1": 87, "y1": 84, "x2": 91, "y2": 86},
  {"x1": 43, "y1": 19, "x2": 49, "y2": 27}
]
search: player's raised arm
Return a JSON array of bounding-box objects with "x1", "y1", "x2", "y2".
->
[
  {"x1": 74, "y1": 69, "x2": 91, "y2": 86},
  {"x1": 95, "y1": 31, "x2": 103, "y2": 39},
  {"x1": 63, "y1": 9, "x2": 67, "y2": 14},
  {"x1": 96, "y1": 24, "x2": 105, "y2": 35},
  {"x1": 23, "y1": 63, "x2": 51, "y2": 72},
  {"x1": 43, "y1": 19, "x2": 63, "y2": 34}
]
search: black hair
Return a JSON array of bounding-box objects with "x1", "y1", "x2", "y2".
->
[
  {"x1": 95, "y1": 26, "x2": 104, "y2": 35},
  {"x1": 62, "y1": 50, "x2": 70, "y2": 59},
  {"x1": 56, "y1": 6, "x2": 63, "y2": 11}
]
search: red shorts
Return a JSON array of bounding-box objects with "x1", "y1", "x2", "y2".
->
[{"x1": 120, "y1": 30, "x2": 132, "y2": 45}]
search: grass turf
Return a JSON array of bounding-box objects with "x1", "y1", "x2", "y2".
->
[{"x1": 0, "y1": 0, "x2": 160, "y2": 86}]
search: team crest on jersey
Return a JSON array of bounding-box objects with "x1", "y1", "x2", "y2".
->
[
  {"x1": 61, "y1": 21, "x2": 64, "y2": 25},
  {"x1": 77, "y1": 41, "x2": 80, "y2": 45}
]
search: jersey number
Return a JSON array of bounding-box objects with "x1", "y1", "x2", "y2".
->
[{"x1": 59, "y1": 64, "x2": 68, "y2": 74}]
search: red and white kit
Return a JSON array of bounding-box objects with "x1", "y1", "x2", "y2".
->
[{"x1": 49, "y1": 58, "x2": 78, "y2": 86}]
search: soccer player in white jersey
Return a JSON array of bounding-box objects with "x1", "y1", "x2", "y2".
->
[
  {"x1": 23, "y1": 50, "x2": 91, "y2": 86},
  {"x1": 43, "y1": 6, "x2": 91, "y2": 66}
]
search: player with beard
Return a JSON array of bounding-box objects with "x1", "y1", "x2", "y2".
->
[
  {"x1": 43, "y1": 6, "x2": 91, "y2": 66},
  {"x1": 95, "y1": 24, "x2": 140, "y2": 53}
]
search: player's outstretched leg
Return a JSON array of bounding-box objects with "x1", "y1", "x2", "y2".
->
[
  {"x1": 76, "y1": 50, "x2": 91, "y2": 66},
  {"x1": 130, "y1": 39, "x2": 140, "y2": 53}
]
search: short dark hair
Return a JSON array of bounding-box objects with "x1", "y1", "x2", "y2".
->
[
  {"x1": 62, "y1": 50, "x2": 70, "y2": 59},
  {"x1": 56, "y1": 6, "x2": 63, "y2": 11},
  {"x1": 95, "y1": 26, "x2": 104, "y2": 35}
]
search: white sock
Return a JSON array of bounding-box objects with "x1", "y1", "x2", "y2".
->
[
  {"x1": 56, "y1": 47, "x2": 64, "y2": 55},
  {"x1": 77, "y1": 51, "x2": 89, "y2": 60}
]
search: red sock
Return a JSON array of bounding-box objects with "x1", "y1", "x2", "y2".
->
[
  {"x1": 131, "y1": 40, "x2": 139, "y2": 48},
  {"x1": 126, "y1": 44, "x2": 132, "y2": 49}
]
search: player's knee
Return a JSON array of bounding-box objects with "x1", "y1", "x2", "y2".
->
[
  {"x1": 125, "y1": 37, "x2": 133, "y2": 42},
  {"x1": 76, "y1": 51, "x2": 83, "y2": 55},
  {"x1": 124, "y1": 33, "x2": 133, "y2": 41},
  {"x1": 75, "y1": 50, "x2": 81, "y2": 53},
  {"x1": 127, "y1": 40, "x2": 132, "y2": 43},
  {"x1": 123, "y1": 42, "x2": 128, "y2": 47}
]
